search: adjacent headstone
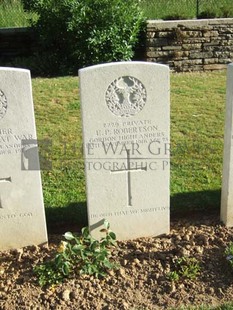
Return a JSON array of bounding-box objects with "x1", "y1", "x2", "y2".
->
[
  {"x1": 79, "y1": 62, "x2": 170, "y2": 240},
  {"x1": 0, "y1": 67, "x2": 48, "y2": 250},
  {"x1": 221, "y1": 63, "x2": 233, "y2": 226}
]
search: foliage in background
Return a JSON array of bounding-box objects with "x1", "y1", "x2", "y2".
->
[
  {"x1": 1, "y1": 0, "x2": 233, "y2": 29},
  {"x1": 21, "y1": 0, "x2": 145, "y2": 75},
  {"x1": 34, "y1": 221, "x2": 117, "y2": 287},
  {"x1": 0, "y1": 0, "x2": 37, "y2": 28},
  {"x1": 140, "y1": 0, "x2": 233, "y2": 20}
]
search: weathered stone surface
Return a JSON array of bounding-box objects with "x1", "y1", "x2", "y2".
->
[
  {"x1": 146, "y1": 18, "x2": 233, "y2": 72},
  {"x1": 79, "y1": 62, "x2": 170, "y2": 240},
  {"x1": 0, "y1": 67, "x2": 47, "y2": 251}
]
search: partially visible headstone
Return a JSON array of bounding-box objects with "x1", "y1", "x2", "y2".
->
[
  {"x1": 221, "y1": 63, "x2": 233, "y2": 226},
  {"x1": 0, "y1": 67, "x2": 48, "y2": 250},
  {"x1": 79, "y1": 62, "x2": 170, "y2": 240}
]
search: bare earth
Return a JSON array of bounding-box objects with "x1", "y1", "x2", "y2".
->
[{"x1": 1, "y1": 212, "x2": 233, "y2": 310}]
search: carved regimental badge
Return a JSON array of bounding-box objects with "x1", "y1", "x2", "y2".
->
[
  {"x1": 0, "y1": 90, "x2": 7, "y2": 120},
  {"x1": 105, "y1": 76, "x2": 146, "y2": 117}
]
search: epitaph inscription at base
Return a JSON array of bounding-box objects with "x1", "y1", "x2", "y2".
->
[{"x1": 79, "y1": 62, "x2": 170, "y2": 240}]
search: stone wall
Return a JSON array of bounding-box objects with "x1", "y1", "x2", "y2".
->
[
  {"x1": 1, "y1": 19, "x2": 233, "y2": 72},
  {"x1": 146, "y1": 18, "x2": 233, "y2": 72}
]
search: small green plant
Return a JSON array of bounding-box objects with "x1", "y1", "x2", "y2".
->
[
  {"x1": 167, "y1": 270, "x2": 180, "y2": 282},
  {"x1": 34, "y1": 220, "x2": 117, "y2": 287},
  {"x1": 167, "y1": 256, "x2": 201, "y2": 282},
  {"x1": 225, "y1": 242, "x2": 233, "y2": 268}
]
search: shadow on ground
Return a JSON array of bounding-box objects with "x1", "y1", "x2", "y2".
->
[
  {"x1": 171, "y1": 189, "x2": 221, "y2": 217},
  {"x1": 45, "y1": 189, "x2": 222, "y2": 234},
  {"x1": 45, "y1": 202, "x2": 88, "y2": 234}
]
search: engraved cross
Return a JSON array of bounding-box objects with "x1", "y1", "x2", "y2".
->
[
  {"x1": 111, "y1": 150, "x2": 147, "y2": 207},
  {"x1": 0, "y1": 177, "x2": 12, "y2": 208}
]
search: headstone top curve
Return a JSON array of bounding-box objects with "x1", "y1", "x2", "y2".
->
[
  {"x1": 0, "y1": 67, "x2": 30, "y2": 74},
  {"x1": 78, "y1": 61, "x2": 169, "y2": 75}
]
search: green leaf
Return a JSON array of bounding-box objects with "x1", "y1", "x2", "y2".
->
[
  {"x1": 81, "y1": 226, "x2": 90, "y2": 238},
  {"x1": 62, "y1": 262, "x2": 71, "y2": 276},
  {"x1": 103, "y1": 259, "x2": 113, "y2": 269},
  {"x1": 73, "y1": 244, "x2": 84, "y2": 251},
  {"x1": 63, "y1": 231, "x2": 75, "y2": 241},
  {"x1": 55, "y1": 254, "x2": 63, "y2": 266},
  {"x1": 109, "y1": 231, "x2": 116, "y2": 240},
  {"x1": 103, "y1": 220, "x2": 110, "y2": 230},
  {"x1": 97, "y1": 253, "x2": 106, "y2": 262}
]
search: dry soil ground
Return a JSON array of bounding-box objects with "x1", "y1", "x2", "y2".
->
[{"x1": 1, "y1": 211, "x2": 233, "y2": 310}]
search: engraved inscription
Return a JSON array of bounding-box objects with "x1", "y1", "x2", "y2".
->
[
  {"x1": 0, "y1": 90, "x2": 7, "y2": 120},
  {"x1": 0, "y1": 177, "x2": 12, "y2": 208},
  {"x1": 111, "y1": 149, "x2": 147, "y2": 207},
  {"x1": 90, "y1": 206, "x2": 169, "y2": 220},
  {"x1": 0, "y1": 128, "x2": 34, "y2": 156},
  {"x1": 105, "y1": 76, "x2": 146, "y2": 117}
]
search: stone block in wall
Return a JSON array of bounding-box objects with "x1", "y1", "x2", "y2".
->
[
  {"x1": 203, "y1": 31, "x2": 219, "y2": 37},
  {"x1": 225, "y1": 34, "x2": 233, "y2": 39},
  {"x1": 156, "y1": 31, "x2": 174, "y2": 38},
  {"x1": 189, "y1": 51, "x2": 213, "y2": 59},
  {"x1": 221, "y1": 46, "x2": 233, "y2": 52},
  {"x1": 183, "y1": 59, "x2": 203, "y2": 66},
  {"x1": 203, "y1": 40, "x2": 221, "y2": 46},
  {"x1": 146, "y1": 38, "x2": 168, "y2": 47},
  {"x1": 204, "y1": 64, "x2": 227, "y2": 70},
  {"x1": 147, "y1": 46, "x2": 162, "y2": 52},
  {"x1": 182, "y1": 43, "x2": 202, "y2": 50},
  {"x1": 162, "y1": 45, "x2": 182, "y2": 51},
  {"x1": 219, "y1": 59, "x2": 232, "y2": 64},
  {"x1": 173, "y1": 63, "x2": 203, "y2": 72},
  {"x1": 146, "y1": 51, "x2": 169, "y2": 59},
  {"x1": 214, "y1": 51, "x2": 231, "y2": 58},
  {"x1": 173, "y1": 59, "x2": 202, "y2": 67},
  {"x1": 181, "y1": 30, "x2": 201, "y2": 37},
  {"x1": 146, "y1": 50, "x2": 174, "y2": 58},
  {"x1": 218, "y1": 27, "x2": 233, "y2": 34},
  {"x1": 147, "y1": 32, "x2": 156, "y2": 39},
  {"x1": 221, "y1": 40, "x2": 233, "y2": 46},
  {"x1": 204, "y1": 58, "x2": 219, "y2": 64},
  {"x1": 183, "y1": 37, "x2": 210, "y2": 44},
  {"x1": 209, "y1": 19, "x2": 233, "y2": 25},
  {"x1": 173, "y1": 51, "x2": 190, "y2": 58},
  {"x1": 183, "y1": 65, "x2": 204, "y2": 71}
]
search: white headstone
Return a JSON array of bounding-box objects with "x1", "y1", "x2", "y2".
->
[
  {"x1": 79, "y1": 62, "x2": 170, "y2": 240},
  {"x1": 0, "y1": 67, "x2": 48, "y2": 250},
  {"x1": 221, "y1": 63, "x2": 233, "y2": 226}
]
